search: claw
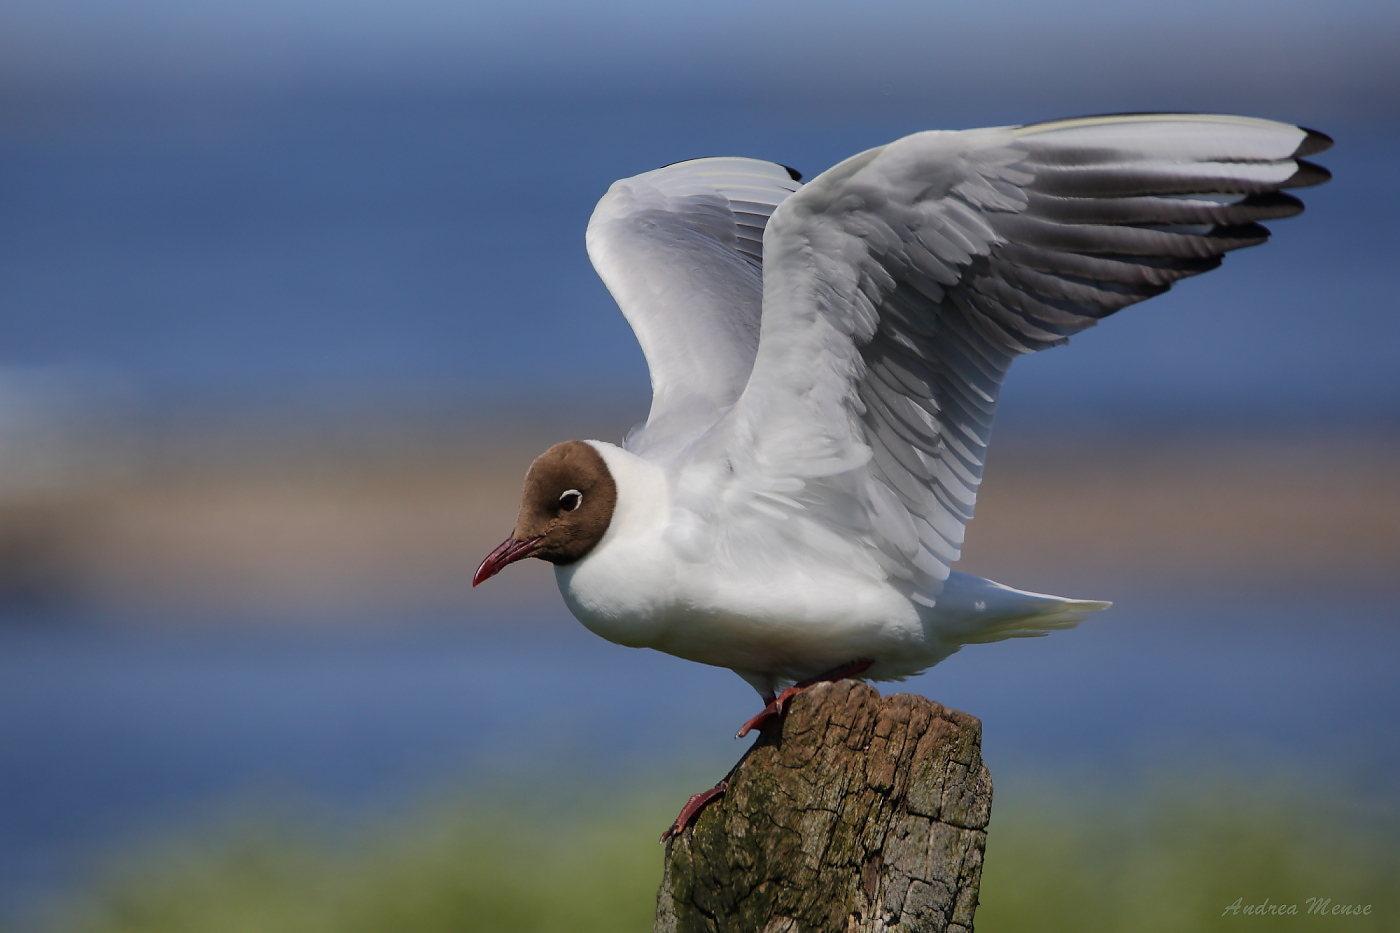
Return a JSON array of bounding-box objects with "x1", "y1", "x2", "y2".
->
[
  {"x1": 660, "y1": 780, "x2": 728, "y2": 842},
  {"x1": 735, "y1": 658, "x2": 875, "y2": 738},
  {"x1": 735, "y1": 690, "x2": 791, "y2": 738}
]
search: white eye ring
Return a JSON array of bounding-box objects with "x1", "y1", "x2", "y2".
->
[{"x1": 558, "y1": 489, "x2": 583, "y2": 512}]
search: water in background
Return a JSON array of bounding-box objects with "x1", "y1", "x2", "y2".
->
[
  {"x1": 0, "y1": 95, "x2": 1395, "y2": 428},
  {"x1": 2, "y1": 590, "x2": 1397, "y2": 922}
]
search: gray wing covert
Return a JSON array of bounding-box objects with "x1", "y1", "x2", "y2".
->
[{"x1": 742, "y1": 114, "x2": 1331, "y2": 591}]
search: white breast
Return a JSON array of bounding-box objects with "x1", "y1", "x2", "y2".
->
[
  {"x1": 554, "y1": 441, "x2": 677, "y2": 648},
  {"x1": 555, "y1": 440, "x2": 928, "y2": 680}
]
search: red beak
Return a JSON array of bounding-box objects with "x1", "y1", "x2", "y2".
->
[{"x1": 473, "y1": 535, "x2": 542, "y2": 586}]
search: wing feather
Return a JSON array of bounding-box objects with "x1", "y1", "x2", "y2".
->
[
  {"x1": 708, "y1": 113, "x2": 1330, "y2": 596},
  {"x1": 585, "y1": 158, "x2": 803, "y2": 458}
]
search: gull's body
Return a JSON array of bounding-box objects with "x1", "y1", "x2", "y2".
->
[
  {"x1": 556, "y1": 442, "x2": 1086, "y2": 696},
  {"x1": 476, "y1": 113, "x2": 1331, "y2": 702}
]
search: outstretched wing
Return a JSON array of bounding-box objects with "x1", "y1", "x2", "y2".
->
[
  {"x1": 585, "y1": 158, "x2": 803, "y2": 459},
  {"x1": 712, "y1": 113, "x2": 1331, "y2": 595}
]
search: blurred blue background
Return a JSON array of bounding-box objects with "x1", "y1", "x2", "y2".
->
[{"x1": 1, "y1": 0, "x2": 1397, "y2": 928}]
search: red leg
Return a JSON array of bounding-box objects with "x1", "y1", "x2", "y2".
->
[
  {"x1": 662, "y1": 659, "x2": 876, "y2": 842},
  {"x1": 660, "y1": 780, "x2": 728, "y2": 843},
  {"x1": 735, "y1": 658, "x2": 875, "y2": 738}
]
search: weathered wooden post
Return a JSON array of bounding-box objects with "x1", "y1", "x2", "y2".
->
[{"x1": 655, "y1": 681, "x2": 991, "y2": 933}]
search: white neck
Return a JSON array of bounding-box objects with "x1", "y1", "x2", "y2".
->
[{"x1": 582, "y1": 440, "x2": 670, "y2": 551}]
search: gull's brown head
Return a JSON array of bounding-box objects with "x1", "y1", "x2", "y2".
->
[{"x1": 472, "y1": 440, "x2": 618, "y2": 586}]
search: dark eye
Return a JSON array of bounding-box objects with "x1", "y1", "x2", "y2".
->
[{"x1": 558, "y1": 489, "x2": 582, "y2": 512}]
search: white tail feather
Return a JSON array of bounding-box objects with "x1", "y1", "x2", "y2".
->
[{"x1": 931, "y1": 571, "x2": 1111, "y2": 646}]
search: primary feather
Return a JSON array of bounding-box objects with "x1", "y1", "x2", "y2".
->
[{"x1": 633, "y1": 115, "x2": 1326, "y2": 592}]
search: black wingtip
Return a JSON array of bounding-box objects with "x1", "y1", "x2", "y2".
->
[
  {"x1": 657, "y1": 157, "x2": 710, "y2": 170},
  {"x1": 1238, "y1": 191, "x2": 1306, "y2": 220},
  {"x1": 1283, "y1": 159, "x2": 1332, "y2": 189},
  {"x1": 1207, "y1": 222, "x2": 1272, "y2": 248},
  {"x1": 1295, "y1": 128, "x2": 1334, "y2": 157},
  {"x1": 656, "y1": 158, "x2": 803, "y2": 182}
]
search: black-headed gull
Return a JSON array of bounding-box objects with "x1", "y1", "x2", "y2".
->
[{"x1": 475, "y1": 113, "x2": 1330, "y2": 746}]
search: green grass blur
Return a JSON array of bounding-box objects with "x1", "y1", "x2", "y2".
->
[
  {"x1": 23, "y1": 792, "x2": 668, "y2": 933},
  {"x1": 977, "y1": 773, "x2": 1400, "y2": 933},
  {"x1": 17, "y1": 773, "x2": 1398, "y2": 933}
]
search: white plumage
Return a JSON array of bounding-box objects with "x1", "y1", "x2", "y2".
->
[{"x1": 511, "y1": 114, "x2": 1331, "y2": 700}]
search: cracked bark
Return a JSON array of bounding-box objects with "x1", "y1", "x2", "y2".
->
[{"x1": 654, "y1": 681, "x2": 991, "y2": 933}]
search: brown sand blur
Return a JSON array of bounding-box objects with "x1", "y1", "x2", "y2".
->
[{"x1": 3, "y1": 426, "x2": 1396, "y2": 623}]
